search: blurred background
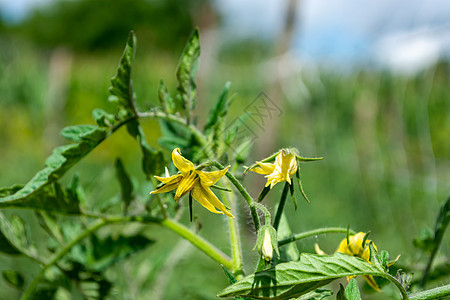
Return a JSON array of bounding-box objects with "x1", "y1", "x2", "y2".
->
[{"x1": 0, "y1": 0, "x2": 449, "y2": 299}]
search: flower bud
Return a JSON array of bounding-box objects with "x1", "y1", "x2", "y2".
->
[
  {"x1": 254, "y1": 225, "x2": 280, "y2": 262},
  {"x1": 261, "y1": 229, "x2": 273, "y2": 261}
]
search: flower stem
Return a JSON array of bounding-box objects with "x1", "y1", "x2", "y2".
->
[
  {"x1": 278, "y1": 227, "x2": 357, "y2": 247},
  {"x1": 273, "y1": 182, "x2": 289, "y2": 230},
  {"x1": 160, "y1": 218, "x2": 233, "y2": 270},
  {"x1": 211, "y1": 161, "x2": 261, "y2": 232},
  {"x1": 220, "y1": 185, "x2": 244, "y2": 278}
]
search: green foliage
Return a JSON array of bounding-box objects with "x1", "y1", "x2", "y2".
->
[
  {"x1": 176, "y1": 28, "x2": 200, "y2": 121},
  {"x1": 0, "y1": 125, "x2": 105, "y2": 213},
  {"x1": 217, "y1": 253, "x2": 384, "y2": 299},
  {"x1": 0, "y1": 212, "x2": 35, "y2": 257},
  {"x1": 0, "y1": 28, "x2": 449, "y2": 300},
  {"x1": 344, "y1": 278, "x2": 361, "y2": 300},
  {"x1": 82, "y1": 234, "x2": 154, "y2": 271},
  {"x1": 158, "y1": 80, "x2": 176, "y2": 114},
  {"x1": 10, "y1": 0, "x2": 195, "y2": 51},
  {"x1": 2, "y1": 270, "x2": 25, "y2": 289},
  {"x1": 109, "y1": 31, "x2": 137, "y2": 118},
  {"x1": 114, "y1": 158, "x2": 134, "y2": 212}
]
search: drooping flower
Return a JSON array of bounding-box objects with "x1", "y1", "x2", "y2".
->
[
  {"x1": 249, "y1": 149, "x2": 297, "y2": 188},
  {"x1": 150, "y1": 148, "x2": 233, "y2": 217},
  {"x1": 336, "y1": 232, "x2": 380, "y2": 291}
]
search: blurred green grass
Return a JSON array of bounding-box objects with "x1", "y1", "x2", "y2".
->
[{"x1": 0, "y1": 30, "x2": 449, "y2": 299}]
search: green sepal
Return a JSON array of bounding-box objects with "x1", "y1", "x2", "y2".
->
[
  {"x1": 221, "y1": 265, "x2": 238, "y2": 284},
  {"x1": 254, "y1": 225, "x2": 280, "y2": 261},
  {"x1": 221, "y1": 266, "x2": 247, "y2": 299},
  {"x1": 295, "y1": 154, "x2": 324, "y2": 162},
  {"x1": 289, "y1": 181, "x2": 298, "y2": 210},
  {"x1": 114, "y1": 158, "x2": 134, "y2": 213},
  {"x1": 257, "y1": 186, "x2": 271, "y2": 203},
  {"x1": 361, "y1": 231, "x2": 371, "y2": 248},
  {"x1": 295, "y1": 169, "x2": 310, "y2": 204}
]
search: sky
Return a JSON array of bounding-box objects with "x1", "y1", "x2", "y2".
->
[
  {"x1": 1, "y1": 0, "x2": 450, "y2": 73},
  {"x1": 216, "y1": 0, "x2": 450, "y2": 73}
]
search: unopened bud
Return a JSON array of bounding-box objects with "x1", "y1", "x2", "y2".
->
[
  {"x1": 254, "y1": 225, "x2": 279, "y2": 263},
  {"x1": 261, "y1": 229, "x2": 273, "y2": 261}
]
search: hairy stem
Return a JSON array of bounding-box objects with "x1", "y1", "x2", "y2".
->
[
  {"x1": 409, "y1": 284, "x2": 450, "y2": 300},
  {"x1": 278, "y1": 227, "x2": 357, "y2": 247},
  {"x1": 220, "y1": 185, "x2": 244, "y2": 278}
]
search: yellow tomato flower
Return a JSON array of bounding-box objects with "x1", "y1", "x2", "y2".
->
[
  {"x1": 249, "y1": 150, "x2": 297, "y2": 188},
  {"x1": 150, "y1": 148, "x2": 233, "y2": 217},
  {"x1": 336, "y1": 232, "x2": 380, "y2": 291}
]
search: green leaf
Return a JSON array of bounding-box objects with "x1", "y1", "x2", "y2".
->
[
  {"x1": 221, "y1": 265, "x2": 238, "y2": 284},
  {"x1": 0, "y1": 126, "x2": 105, "y2": 213},
  {"x1": 276, "y1": 213, "x2": 300, "y2": 262},
  {"x1": 176, "y1": 28, "x2": 200, "y2": 117},
  {"x1": 298, "y1": 288, "x2": 333, "y2": 300},
  {"x1": 0, "y1": 184, "x2": 23, "y2": 197},
  {"x1": 344, "y1": 278, "x2": 361, "y2": 300},
  {"x1": 158, "y1": 80, "x2": 176, "y2": 113},
  {"x1": 204, "y1": 81, "x2": 232, "y2": 133},
  {"x1": 87, "y1": 234, "x2": 154, "y2": 271},
  {"x1": 126, "y1": 119, "x2": 165, "y2": 177},
  {"x1": 336, "y1": 284, "x2": 346, "y2": 300},
  {"x1": 109, "y1": 31, "x2": 137, "y2": 118},
  {"x1": 92, "y1": 108, "x2": 116, "y2": 127},
  {"x1": 114, "y1": 158, "x2": 134, "y2": 212},
  {"x1": 258, "y1": 186, "x2": 271, "y2": 203},
  {"x1": 217, "y1": 253, "x2": 385, "y2": 300},
  {"x1": 0, "y1": 212, "x2": 36, "y2": 257},
  {"x1": 2, "y1": 270, "x2": 24, "y2": 289},
  {"x1": 61, "y1": 125, "x2": 98, "y2": 142},
  {"x1": 36, "y1": 211, "x2": 65, "y2": 245}
]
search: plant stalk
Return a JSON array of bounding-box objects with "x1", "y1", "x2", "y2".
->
[{"x1": 273, "y1": 182, "x2": 289, "y2": 230}]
